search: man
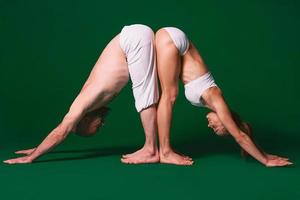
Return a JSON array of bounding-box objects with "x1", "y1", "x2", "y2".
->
[{"x1": 4, "y1": 24, "x2": 160, "y2": 165}]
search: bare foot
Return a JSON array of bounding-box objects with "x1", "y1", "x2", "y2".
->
[
  {"x1": 122, "y1": 147, "x2": 148, "y2": 159},
  {"x1": 160, "y1": 150, "x2": 194, "y2": 166},
  {"x1": 121, "y1": 148, "x2": 159, "y2": 164},
  {"x1": 177, "y1": 152, "x2": 193, "y2": 161}
]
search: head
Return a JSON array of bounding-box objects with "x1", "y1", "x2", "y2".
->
[
  {"x1": 74, "y1": 107, "x2": 110, "y2": 137},
  {"x1": 206, "y1": 111, "x2": 252, "y2": 137},
  {"x1": 206, "y1": 112, "x2": 228, "y2": 136},
  {"x1": 206, "y1": 111, "x2": 253, "y2": 157}
]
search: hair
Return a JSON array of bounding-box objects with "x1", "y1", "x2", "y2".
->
[
  {"x1": 75, "y1": 106, "x2": 111, "y2": 136},
  {"x1": 90, "y1": 106, "x2": 110, "y2": 118},
  {"x1": 231, "y1": 111, "x2": 253, "y2": 158}
]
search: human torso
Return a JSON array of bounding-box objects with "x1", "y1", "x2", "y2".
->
[
  {"x1": 180, "y1": 42, "x2": 209, "y2": 84},
  {"x1": 92, "y1": 35, "x2": 129, "y2": 96}
]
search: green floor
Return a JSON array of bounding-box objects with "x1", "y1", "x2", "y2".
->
[{"x1": 1, "y1": 127, "x2": 299, "y2": 200}]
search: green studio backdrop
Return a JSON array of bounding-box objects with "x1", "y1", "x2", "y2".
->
[{"x1": 0, "y1": 0, "x2": 299, "y2": 200}]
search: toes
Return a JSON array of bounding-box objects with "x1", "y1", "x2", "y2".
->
[
  {"x1": 121, "y1": 158, "x2": 136, "y2": 164},
  {"x1": 121, "y1": 157, "x2": 159, "y2": 164},
  {"x1": 122, "y1": 153, "x2": 139, "y2": 159},
  {"x1": 184, "y1": 156, "x2": 193, "y2": 161},
  {"x1": 177, "y1": 152, "x2": 193, "y2": 161},
  {"x1": 121, "y1": 151, "x2": 140, "y2": 159},
  {"x1": 160, "y1": 158, "x2": 194, "y2": 166},
  {"x1": 122, "y1": 154, "x2": 130, "y2": 158},
  {"x1": 121, "y1": 158, "x2": 134, "y2": 164},
  {"x1": 177, "y1": 153, "x2": 193, "y2": 162},
  {"x1": 121, "y1": 158, "x2": 130, "y2": 164},
  {"x1": 181, "y1": 160, "x2": 194, "y2": 166}
]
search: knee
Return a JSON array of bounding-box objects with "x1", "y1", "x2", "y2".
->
[{"x1": 161, "y1": 88, "x2": 178, "y2": 105}]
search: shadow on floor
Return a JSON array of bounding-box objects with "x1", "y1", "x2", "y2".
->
[
  {"x1": 34, "y1": 146, "x2": 139, "y2": 163},
  {"x1": 34, "y1": 128, "x2": 300, "y2": 163},
  {"x1": 175, "y1": 129, "x2": 300, "y2": 160}
]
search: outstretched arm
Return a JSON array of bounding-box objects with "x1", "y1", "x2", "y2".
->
[
  {"x1": 3, "y1": 114, "x2": 77, "y2": 164},
  {"x1": 3, "y1": 79, "x2": 111, "y2": 164},
  {"x1": 203, "y1": 87, "x2": 292, "y2": 167},
  {"x1": 4, "y1": 34, "x2": 129, "y2": 165}
]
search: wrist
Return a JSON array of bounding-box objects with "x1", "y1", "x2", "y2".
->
[
  {"x1": 28, "y1": 150, "x2": 39, "y2": 161},
  {"x1": 26, "y1": 155, "x2": 35, "y2": 163},
  {"x1": 262, "y1": 156, "x2": 268, "y2": 166}
]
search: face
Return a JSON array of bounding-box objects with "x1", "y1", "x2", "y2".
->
[{"x1": 206, "y1": 112, "x2": 228, "y2": 136}]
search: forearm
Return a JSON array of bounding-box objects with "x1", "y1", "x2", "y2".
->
[
  {"x1": 28, "y1": 122, "x2": 73, "y2": 160},
  {"x1": 212, "y1": 97, "x2": 267, "y2": 165},
  {"x1": 29, "y1": 82, "x2": 110, "y2": 160},
  {"x1": 234, "y1": 132, "x2": 267, "y2": 164},
  {"x1": 219, "y1": 114, "x2": 266, "y2": 164}
]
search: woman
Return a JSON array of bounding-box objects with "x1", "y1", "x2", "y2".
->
[
  {"x1": 155, "y1": 27, "x2": 292, "y2": 167},
  {"x1": 4, "y1": 24, "x2": 160, "y2": 165}
]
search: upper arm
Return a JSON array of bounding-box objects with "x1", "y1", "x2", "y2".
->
[{"x1": 205, "y1": 88, "x2": 243, "y2": 139}]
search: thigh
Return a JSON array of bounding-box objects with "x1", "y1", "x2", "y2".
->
[
  {"x1": 126, "y1": 36, "x2": 159, "y2": 112},
  {"x1": 156, "y1": 29, "x2": 181, "y2": 92}
]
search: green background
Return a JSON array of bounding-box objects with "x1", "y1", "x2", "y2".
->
[{"x1": 0, "y1": 0, "x2": 299, "y2": 199}]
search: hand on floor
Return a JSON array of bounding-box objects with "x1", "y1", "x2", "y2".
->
[{"x1": 3, "y1": 155, "x2": 33, "y2": 164}]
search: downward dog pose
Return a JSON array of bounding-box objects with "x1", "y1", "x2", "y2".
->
[
  {"x1": 155, "y1": 27, "x2": 292, "y2": 167},
  {"x1": 4, "y1": 24, "x2": 160, "y2": 165}
]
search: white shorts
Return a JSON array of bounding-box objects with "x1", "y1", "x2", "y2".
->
[
  {"x1": 184, "y1": 72, "x2": 218, "y2": 107},
  {"x1": 163, "y1": 27, "x2": 190, "y2": 55},
  {"x1": 119, "y1": 24, "x2": 159, "y2": 112}
]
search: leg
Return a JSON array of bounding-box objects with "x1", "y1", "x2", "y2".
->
[
  {"x1": 119, "y1": 25, "x2": 159, "y2": 164},
  {"x1": 155, "y1": 29, "x2": 193, "y2": 165},
  {"x1": 121, "y1": 105, "x2": 159, "y2": 164}
]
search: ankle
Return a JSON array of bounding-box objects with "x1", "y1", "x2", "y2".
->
[
  {"x1": 159, "y1": 148, "x2": 173, "y2": 157},
  {"x1": 142, "y1": 144, "x2": 158, "y2": 155}
]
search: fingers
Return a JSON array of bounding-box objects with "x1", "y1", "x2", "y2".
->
[
  {"x1": 276, "y1": 157, "x2": 290, "y2": 161},
  {"x1": 15, "y1": 150, "x2": 30, "y2": 155},
  {"x1": 3, "y1": 158, "x2": 19, "y2": 164},
  {"x1": 3, "y1": 156, "x2": 32, "y2": 165},
  {"x1": 3, "y1": 159, "x2": 12, "y2": 164},
  {"x1": 276, "y1": 156, "x2": 289, "y2": 160},
  {"x1": 268, "y1": 155, "x2": 290, "y2": 161},
  {"x1": 266, "y1": 158, "x2": 293, "y2": 167},
  {"x1": 274, "y1": 160, "x2": 293, "y2": 167},
  {"x1": 15, "y1": 148, "x2": 35, "y2": 155},
  {"x1": 265, "y1": 153, "x2": 291, "y2": 162}
]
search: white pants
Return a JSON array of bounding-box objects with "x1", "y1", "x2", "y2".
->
[{"x1": 119, "y1": 24, "x2": 159, "y2": 112}]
